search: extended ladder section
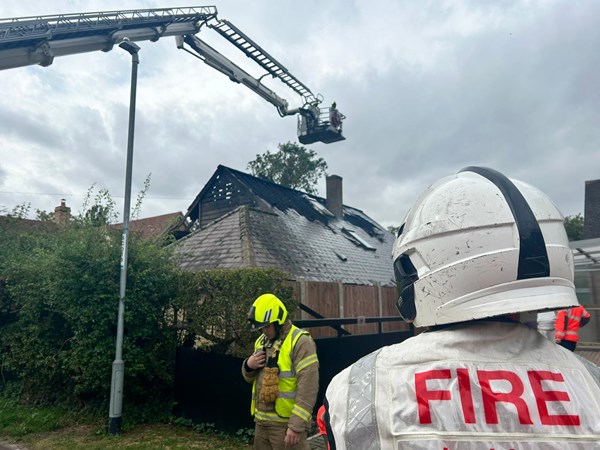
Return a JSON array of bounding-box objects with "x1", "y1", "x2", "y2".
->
[
  {"x1": 209, "y1": 20, "x2": 317, "y2": 106},
  {"x1": 0, "y1": 7, "x2": 217, "y2": 70},
  {"x1": 0, "y1": 6, "x2": 345, "y2": 145}
]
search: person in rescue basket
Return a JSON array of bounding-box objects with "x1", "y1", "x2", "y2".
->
[
  {"x1": 555, "y1": 305, "x2": 591, "y2": 351},
  {"x1": 323, "y1": 167, "x2": 600, "y2": 449},
  {"x1": 242, "y1": 293, "x2": 319, "y2": 450}
]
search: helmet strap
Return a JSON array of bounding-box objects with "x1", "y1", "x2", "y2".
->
[{"x1": 273, "y1": 322, "x2": 282, "y2": 340}]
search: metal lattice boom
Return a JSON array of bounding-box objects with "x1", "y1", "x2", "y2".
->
[
  {"x1": 0, "y1": 6, "x2": 218, "y2": 69},
  {"x1": 209, "y1": 19, "x2": 317, "y2": 105}
]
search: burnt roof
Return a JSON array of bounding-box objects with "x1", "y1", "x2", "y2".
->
[
  {"x1": 184, "y1": 165, "x2": 384, "y2": 237},
  {"x1": 175, "y1": 165, "x2": 395, "y2": 286}
]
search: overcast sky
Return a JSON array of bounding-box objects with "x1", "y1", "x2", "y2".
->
[{"x1": 1, "y1": 0, "x2": 599, "y2": 228}]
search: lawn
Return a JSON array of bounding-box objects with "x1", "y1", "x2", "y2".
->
[{"x1": 0, "y1": 398, "x2": 252, "y2": 450}]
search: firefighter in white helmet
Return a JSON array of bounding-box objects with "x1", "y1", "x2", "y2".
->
[
  {"x1": 324, "y1": 167, "x2": 600, "y2": 449},
  {"x1": 243, "y1": 293, "x2": 319, "y2": 450}
]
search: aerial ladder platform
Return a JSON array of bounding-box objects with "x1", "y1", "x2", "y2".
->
[{"x1": 0, "y1": 6, "x2": 345, "y2": 145}]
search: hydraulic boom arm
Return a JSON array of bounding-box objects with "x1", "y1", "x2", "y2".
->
[
  {"x1": 0, "y1": 6, "x2": 345, "y2": 144},
  {"x1": 175, "y1": 16, "x2": 346, "y2": 144},
  {"x1": 176, "y1": 34, "x2": 291, "y2": 117}
]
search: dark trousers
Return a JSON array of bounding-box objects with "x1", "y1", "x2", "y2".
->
[{"x1": 558, "y1": 339, "x2": 577, "y2": 352}]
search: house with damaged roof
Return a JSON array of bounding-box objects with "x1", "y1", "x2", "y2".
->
[{"x1": 172, "y1": 165, "x2": 406, "y2": 337}]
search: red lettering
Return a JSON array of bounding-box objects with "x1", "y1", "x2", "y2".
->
[
  {"x1": 478, "y1": 370, "x2": 533, "y2": 425},
  {"x1": 527, "y1": 370, "x2": 580, "y2": 426},
  {"x1": 457, "y1": 368, "x2": 475, "y2": 423},
  {"x1": 420, "y1": 367, "x2": 579, "y2": 429},
  {"x1": 415, "y1": 369, "x2": 452, "y2": 424}
]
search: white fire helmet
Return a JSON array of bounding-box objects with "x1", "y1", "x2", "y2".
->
[{"x1": 393, "y1": 166, "x2": 579, "y2": 328}]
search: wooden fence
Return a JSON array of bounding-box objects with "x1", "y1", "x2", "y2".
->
[{"x1": 290, "y1": 279, "x2": 409, "y2": 338}]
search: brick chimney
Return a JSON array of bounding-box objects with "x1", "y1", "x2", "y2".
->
[
  {"x1": 54, "y1": 199, "x2": 71, "y2": 226},
  {"x1": 326, "y1": 175, "x2": 343, "y2": 219},
  {"x1": 583, "y1": 179, "x2": 600, "y2": 239}
]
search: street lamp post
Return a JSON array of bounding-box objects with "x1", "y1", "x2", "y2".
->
[{"x1": 109, "y1": 37, "x2": 140, "y2": 436}]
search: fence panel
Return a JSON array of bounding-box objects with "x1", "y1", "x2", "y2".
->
[
  {"x1": 291, "y1": 280, "x2": 403, "y2": 337},
  {"x1": 304, "y1": 280, "x2": 340, "y2": 338},
  {"x1": 381, "y1": 286, "x2": 409, "y2": 332},
  {"x1": 343, "y1": 284, "x2": 379, "y2": 334}
]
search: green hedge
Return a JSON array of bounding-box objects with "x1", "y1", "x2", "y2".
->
[
  {"x1": 0, "y1": 223, "x2": 178, "y2": 417},
  {"x1": 0, "y1": 219, "x2": 295, "y2": 419},
  {"x1": 174, "y1": 268, "x2": 296, "y2": 357}
]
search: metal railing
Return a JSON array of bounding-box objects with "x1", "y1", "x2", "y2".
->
[{"x1": 0, "y1": 7, "x2": 217, "y2": 42}]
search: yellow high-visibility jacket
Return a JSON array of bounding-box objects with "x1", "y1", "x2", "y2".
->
[{"x1": 242, "y1": 321, "x2": 319, "y2": 432}]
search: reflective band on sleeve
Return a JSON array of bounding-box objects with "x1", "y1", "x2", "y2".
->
[
  {"x1": 345, "y1": 350, "x2": 382, "y2": 449},
  {"x1": 292, "y1": 404, "x2": 312, "y2": 422},
  {"x1": 279, "y1": 391, "x2": 296, "y2": 399},
  {"x1": 255, "y1": 410, "x2": 288, "y2": 423},
  {"x1": 296, "y1": 353, "x2": 318, "y2": 373}
]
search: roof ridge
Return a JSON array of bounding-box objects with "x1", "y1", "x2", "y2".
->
[{"x1": 221, "y1": 164, "x2": 327, "y2": 200}]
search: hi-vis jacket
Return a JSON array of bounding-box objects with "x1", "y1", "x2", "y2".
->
[
  {"x1": 242, "y1": 321, "x2": 319, "y2": 433},
  {"x1": 325, "y1": 321, "x2": 600, "y2": 450},
  {"x1": 555, "y1": 306, "x2": 591, "y2": 343}
]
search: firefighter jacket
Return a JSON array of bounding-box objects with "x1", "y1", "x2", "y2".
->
[
  {"x1": 242, "y1": 320, "x2": 319, "y2": 433},
  {"x1": 555, "y1": 306, "x2": 591, "y2": 343},
  {"x1": 325, "y1": 320, "x2": 600, "y2": 449}
]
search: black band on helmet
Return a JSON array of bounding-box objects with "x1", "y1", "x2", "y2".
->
[
  {"x1": 394, "y1": 253, "x2": 418, "y2": 321},
  {"x1": 460, "y1": 166, "x2": 550, "y2": 279}
]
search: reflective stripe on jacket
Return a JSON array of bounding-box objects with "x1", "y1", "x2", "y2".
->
[
  {"x1": 555, "y1": 306, "x2": 591, "y2": 343},
  {"x1": 250, "y1": 325, "x2": 317, "y2": 421}
]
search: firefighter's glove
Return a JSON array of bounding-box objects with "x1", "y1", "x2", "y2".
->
[{"x1": 260, "y1": 366, "x2": 280, "y2": 403}]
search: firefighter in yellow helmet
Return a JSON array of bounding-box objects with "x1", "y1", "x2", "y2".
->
[{"x1": 242, "y1": 293, "x2": 319, "y2": 450}]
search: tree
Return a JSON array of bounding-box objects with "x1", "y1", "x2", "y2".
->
[
  {"x1": 564, "y1": 213, "x2": 584, "y2": 241},
  {"x1": 387, "y1": 225, "x2": 400, "y2": 236},
  {"x1": 247, "y1": 142, "x2": 328, "y2": 194},
  {"x1": 35, "y1": 209, "x2": 55, "y2": 222},
  {"x1": 78, "y1": 185, "x2": 118, "y2": 226}
]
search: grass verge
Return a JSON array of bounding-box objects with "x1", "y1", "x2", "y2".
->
[{"x1": 0, "y1": 398, "x2": 252, "y2": 450}]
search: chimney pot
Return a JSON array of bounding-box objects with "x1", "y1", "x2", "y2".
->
[{"x1": 54, "y1": 199, "x2": 71, "y2": 226}]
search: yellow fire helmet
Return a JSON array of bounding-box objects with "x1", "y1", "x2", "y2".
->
[{"x1": 247, "y1": 293, "x2": 288, "y2": 331}]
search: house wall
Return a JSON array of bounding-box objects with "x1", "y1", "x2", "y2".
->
[{"x1": 584, "y1": 179, "x2": 600, "y2": 239}]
